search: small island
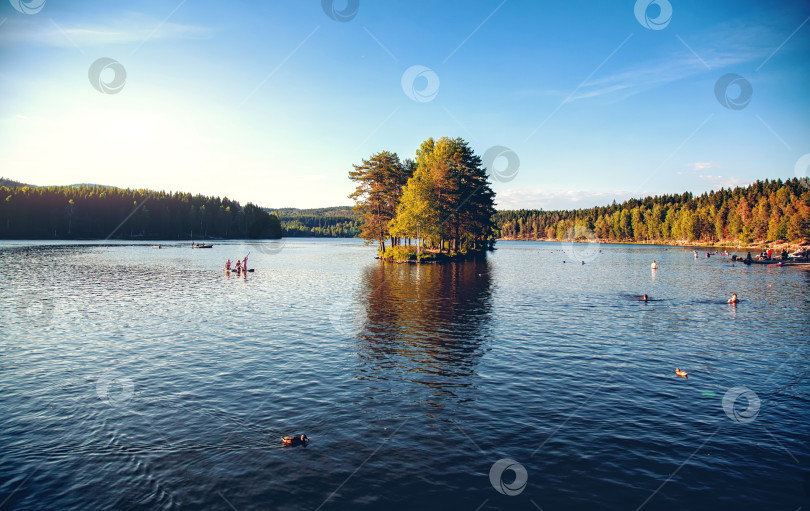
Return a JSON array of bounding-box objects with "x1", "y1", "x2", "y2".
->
[{"x1": 349, "y1": 137, "x2": 497, "y2": 263}]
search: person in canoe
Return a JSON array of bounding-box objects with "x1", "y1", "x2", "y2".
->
[
  {"x1": 235, "y1": 259, "x2": 242, "y2": 272},
  {"x1": 243, "y1": 255, "x2": 248, "y2": 271},
  {"x1": 728, "y1": 293, "x2": 739, "y2": 304},
  {"x1": 225, "y1": 259, "x2": 231, "y2": 271}
]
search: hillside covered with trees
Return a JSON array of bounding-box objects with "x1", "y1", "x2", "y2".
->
[
  {"x1": 349, "y1": 137, "x2": 497, "y2": 259},
  {"x1": 496, "y1": 178, "x2": 810, "y2": 246},
  {"x1": 270, "y1": 207, "x2": 360, "y2": 237},
  {"x1": 0, "y1": 181, "x2": 281, "y2": 240}
]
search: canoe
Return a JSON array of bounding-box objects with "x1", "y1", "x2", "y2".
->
[
  {"x1": 225, "y1": 268, "x2": 254, "y2": 273},
  {"x1": 742, "y1": 259, "x2": 806, "y2": 266},
  {"x1": 192, "y1": 244, "x2": 213, "y2": 248}
]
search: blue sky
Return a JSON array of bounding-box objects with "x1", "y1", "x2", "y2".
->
[{"x1": 1, "y1": 0, "x2": 808, "y2": 209}]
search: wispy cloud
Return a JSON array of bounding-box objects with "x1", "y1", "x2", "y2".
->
[
  {"x1": 689, "y1": 161, "x2": 714, "y2": 171},
  {"x1": 0, "y1": 15, "x2": 211, "y2": 48},
  {"x1": 495, "y1": 188, "x2": 634, "y2": 210},
  {"x1": 698, "y1": 174, "x2": 749, "y2": 189},
  {"x1": 520, "y1": 22, "x2": 780, "y2": 104}
]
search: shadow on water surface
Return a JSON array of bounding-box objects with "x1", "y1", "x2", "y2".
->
[{"x1": 354, "y1": 258, "x2": 494, "y2": 413}]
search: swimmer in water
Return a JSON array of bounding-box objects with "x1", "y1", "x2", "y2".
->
[
  {"x1": 642, "y1": 294, "x2": 648, "y2": 301},
  {"x1": 728, "y1": 293, "x2": 739, "y2": 304},
  {"x1": 651, "y1": 260, "x2": 658, "y2": 269}
]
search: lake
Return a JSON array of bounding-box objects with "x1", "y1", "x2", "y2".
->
[{"x1": 1, "y1": 239, "x2": 808, "y2": 510}]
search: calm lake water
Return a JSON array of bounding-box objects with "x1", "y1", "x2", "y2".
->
[{"x1": 1, "y1": 239, "x2": 808, "y2": 510}]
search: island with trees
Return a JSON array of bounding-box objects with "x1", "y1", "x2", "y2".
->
[{"x1": 349, "y1": 137, "x2": 497, "y2": 262}]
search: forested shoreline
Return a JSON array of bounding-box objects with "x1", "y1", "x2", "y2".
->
[
  {"x1": 271, "y1": 207, "x2": 360, "y2": 238},
  {"x1": 495, "y1": 179, "x2": 810, "y2": 247},
  {"x1": 3, "y1": 177, "x2": 807, "y2": 248},
  {"x1": 0, "y1": 183, "x2": 281, "y2": 240}
]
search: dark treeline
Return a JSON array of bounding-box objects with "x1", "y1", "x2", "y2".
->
[
  {"x1": 0, "y1": 182, "x2": 281, "y2": 240},
  {"x1": 495, "y1": 178, "x2": 810, "y2": 245},
  {"x1": 270, "y1": 207, "x2": 360, "y2": 237}
]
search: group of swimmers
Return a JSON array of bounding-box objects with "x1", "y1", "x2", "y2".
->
[
  {"x1": 643, "y1": 258, "x2": 739, "y2": 304},
  {"x1": 640, "y1": 291, "x2": 739, "y2": 304},
  {"x1": 756, "y1": 248, "x2": 790, "y2": 261},
  {"x1": 225, "y1": 256, "x2": 248, "y2": 272}
]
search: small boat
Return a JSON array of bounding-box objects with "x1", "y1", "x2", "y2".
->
[
  {"x1": 192, "y1": 243, "x2": 213, "y2": 249},
  {"x1": 675, "y1": 368, "x2": 688, "y2": 378},
  {"x1": 151, "y1": 245, "x2": 162, "y2": 249}
]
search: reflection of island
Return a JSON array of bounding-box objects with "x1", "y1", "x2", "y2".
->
[{"x1": 354, "y1": 258, "x2": 494, "y2": 409}]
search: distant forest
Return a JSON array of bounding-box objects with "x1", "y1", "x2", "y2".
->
[
  {"x1": 270, "y1": 207, "x2": 360, "y2": 237},
  {"x1": 4, "y1": 178, "x2": 807, "y2": 246},
  {"x1": 0, "y1": 181, "x2": 281, "y2": 240},
  {"x1": 495, "y1": 178, "x2": 810, "y2": 245}
]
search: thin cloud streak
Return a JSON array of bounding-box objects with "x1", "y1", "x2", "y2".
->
[
  {"x1": 495, "y1": 188, "x2": 635, "y2": 211},
  {"x1": 0, "y1": 18, "x2": 211, "y2": 47},
  {"x1": 518, "y1": 22, "x2": 780, "y2": 105}
]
